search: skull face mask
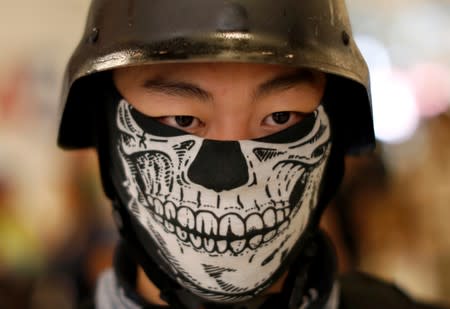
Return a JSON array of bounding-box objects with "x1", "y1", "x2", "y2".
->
[{"x1": 107, "y1": 93, "x2": 332, "y2": 303}]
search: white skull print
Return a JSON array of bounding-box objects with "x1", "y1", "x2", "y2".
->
[{"x1": 113, "y1": 99, "x2": 332, "y2": 302}]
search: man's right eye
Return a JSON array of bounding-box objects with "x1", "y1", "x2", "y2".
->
[
  {"x1": 175, "y1": 116, "x2": 194, "y2": 127},
  {"x1": 157, "y1": 116, "x2": 204, "y2": 131}
]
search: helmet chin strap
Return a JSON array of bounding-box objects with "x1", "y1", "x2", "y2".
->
[{"x1": 111, "y1": 197, "x2": 189, "y2": 308}]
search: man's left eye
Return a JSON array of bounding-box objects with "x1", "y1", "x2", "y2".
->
[
  {"x1": 270, "y1": 112, "x2": 291, "y2": 124},
  {"x1": 175, "y1": 116, "x2": 195, "y2": 127},
  {"x1": 263, "y1": 112, "x2": 299, "y2": 126}
]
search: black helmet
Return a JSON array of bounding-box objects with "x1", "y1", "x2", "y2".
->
[{"x1": 57, "y1": 0, "x2": 374, "y2": 153}]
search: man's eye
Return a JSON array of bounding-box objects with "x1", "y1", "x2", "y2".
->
[
  {"x1": 263, "y1": 112, "x2": 298, "y2": 126},
  {"x1": 262, "y1": 112, "x2": 308, "y2": 130},
  {"x1": 158, "y1": 115, "x2": 203, "y2": 130},
  {"x1": 175, "y1": 116, "x2": 194, "y2": 127},
  {"x1": 270, "y1": 112, "x2": 291, "y2": 124}
]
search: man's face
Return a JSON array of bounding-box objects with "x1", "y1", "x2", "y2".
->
[
  {"x1": 113, "y1": 62, "x2": 326, "y2": 140},
  {"x1": 111, "y1": 63, "x2": 330, "y2": 301}
]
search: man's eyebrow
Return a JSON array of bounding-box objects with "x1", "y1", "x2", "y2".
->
[
  {"x1": 255, "y1": 69, "x2": 316, "y2": 99},
  {"x1": 142, "y1": 78, "x2": 213, "y2": 101}
]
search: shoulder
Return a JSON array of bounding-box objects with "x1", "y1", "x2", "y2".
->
[{"x1": 338, "y1": 272, "x2": 448, "y2": 309}]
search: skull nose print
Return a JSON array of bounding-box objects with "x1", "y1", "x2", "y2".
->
[{"x1": 188, "y1": 141, "x2": 249, "y2": 192}]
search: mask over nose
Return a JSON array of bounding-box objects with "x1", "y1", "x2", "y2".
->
[{"x1": 107, "y1": 91, "x2": 332, "y2": 303}]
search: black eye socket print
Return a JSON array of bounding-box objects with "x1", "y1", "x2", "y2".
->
[
  {"x1": 255, "y1": 111, "x2": 316, "y2": 144},
  {"x1": 129, "y1": 107, "x2": 191, "y2": 137}
]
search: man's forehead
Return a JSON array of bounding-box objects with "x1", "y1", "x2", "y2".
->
[
  {"x1": 114, "y1": 62, "x2": 324, "y2": 92},
  {"x1": 113, "y1": 62, "x2": 326, "y2": 107}
]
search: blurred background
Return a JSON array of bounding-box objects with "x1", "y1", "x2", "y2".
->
[{"x1": 0, "y1": 0, "x2": 449, "y2": 308}]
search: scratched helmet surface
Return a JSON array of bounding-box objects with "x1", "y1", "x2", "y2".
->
[{"x1": 58, "y1": 0, "x2": 374, "y2": 152}]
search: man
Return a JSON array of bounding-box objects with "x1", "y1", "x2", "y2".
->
[{"x1": 57, "y1": 1, "x2": 445, "y2": 308}]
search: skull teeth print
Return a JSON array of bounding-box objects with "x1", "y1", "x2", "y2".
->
[{"x1": 146, "y1": 197, "x2": 292, "y2": 253}]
